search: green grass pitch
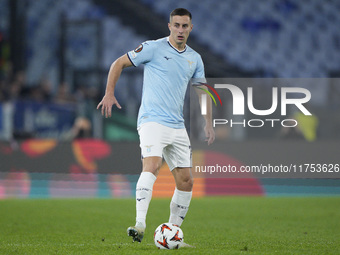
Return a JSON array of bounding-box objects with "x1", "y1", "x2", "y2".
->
[{"x1": 1, "y1": 197, "x2": 339, "y2": 254}]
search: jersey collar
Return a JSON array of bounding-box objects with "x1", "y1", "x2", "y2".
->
[{"x1": 167, "y1": 37, "x2": 187, "y2": 54}]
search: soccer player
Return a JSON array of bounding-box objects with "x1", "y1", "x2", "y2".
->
[{"x1": 97, "y1": 8, "x2": 215, "y2": 243}]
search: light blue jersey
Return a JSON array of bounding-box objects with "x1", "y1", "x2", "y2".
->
[{"x1": 127, "y1": 37, "x2": 205, "y2": 129}]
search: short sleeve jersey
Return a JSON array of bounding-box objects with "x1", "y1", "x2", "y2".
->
[{"x1": 127, "y1": 37, "x2": 205, "y2": 129}]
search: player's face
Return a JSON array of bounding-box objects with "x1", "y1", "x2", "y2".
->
[{"x1": 168, "y1": 15, "x2": 193, "y2": 48}]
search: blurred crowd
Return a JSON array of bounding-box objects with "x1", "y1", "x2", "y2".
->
[
  {"x1": 0, "y1": 63, "x2": 100, "y2": 140},
  {"x1": 0, "y1": 68, "x2": 98, "y2": 107}
]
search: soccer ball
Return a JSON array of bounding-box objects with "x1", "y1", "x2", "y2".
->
[{"x1": 154, "y1": 223, "x2": 184, "y2": 249}]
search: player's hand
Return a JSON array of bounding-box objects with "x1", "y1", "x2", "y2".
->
[
  {"x1": 204, "y1": 124, "x2": 215, "y2": 145},
  {"x1": 96, "y1": 94, "x2": 122, "y2": 118}
]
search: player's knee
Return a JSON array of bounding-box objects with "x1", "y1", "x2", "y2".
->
[
  {"x1": 142, "y1": 159, "x2": 162, "y2": 176},
  {"x1": 188, "y1": 176, "x2": 194, "y2": 189},
  {"x1": 180, "y1": 175, "x2": 194, "y2": 191}
]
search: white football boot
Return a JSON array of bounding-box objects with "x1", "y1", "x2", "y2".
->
[{"x1": 127, "y1": 223, "x2": 145, "y2": 243}]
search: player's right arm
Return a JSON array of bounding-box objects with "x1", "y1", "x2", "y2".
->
[{"x1": 97, "y1": 54, "x2": 133, "y2": 118}]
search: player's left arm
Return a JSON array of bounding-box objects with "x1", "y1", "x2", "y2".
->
[
  {"x1": 195, "y1": 84, "x2": 215, "y2": 145},
  {"x1": 193, "y1": 56, "x2": 215, "y2": 145}
]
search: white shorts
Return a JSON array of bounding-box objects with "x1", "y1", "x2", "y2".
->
[{"x1": 137, "y1": 122, "x2": 192, "y2": 171}]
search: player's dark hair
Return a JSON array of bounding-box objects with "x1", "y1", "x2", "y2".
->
[{"x1": 170, "y1": 8, "x2": 192, "y2": 22}]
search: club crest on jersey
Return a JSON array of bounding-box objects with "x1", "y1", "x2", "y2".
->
[
  {"x1": 145, "y1": 145, "x2": 153, "y2": 153},
  {"x1": 187, "y1": 60, "x2": 194, "y2": 68},
  {"x1": 134, "y1": 44, "x2": 143, "y2": 53}
]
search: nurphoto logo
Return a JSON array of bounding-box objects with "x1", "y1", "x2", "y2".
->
[{"x1": 195, "y1": 83, "x2": 311, "y2": 128}]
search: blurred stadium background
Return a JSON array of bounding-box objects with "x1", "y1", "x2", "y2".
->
[{"x1": 0, "y1": 0, "x2": 339, "y2": 199}]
